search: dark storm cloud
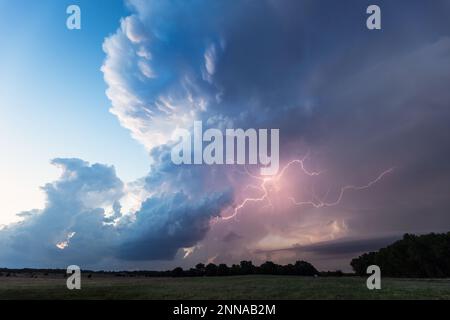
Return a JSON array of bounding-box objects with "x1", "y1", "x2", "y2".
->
[
  {"x1": 2, "y1": 0, "x2": 450, "y2": 270},
  {"x1": 258, "y1": 235, "x2": 401, "y2": 256},
  {"x1": 184, "y1": 0, "x2": 450, "y2": 268},
  {"x1": 222, "y1": 231, "x2": 243, "y2": 243},
  {"x1": 117, "y1": 191, "x2": 232, "y2": 260},
  {"x1": 0, "y1": 159, "x2": 232, "y2": 268}
]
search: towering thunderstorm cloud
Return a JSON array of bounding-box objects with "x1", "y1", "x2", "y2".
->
[{"x1": 1, "y1": 0, "x2": 450, "y2": 270}]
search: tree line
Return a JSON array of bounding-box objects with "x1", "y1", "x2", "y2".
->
[
  {"x1": 170, "y1": 260, "x2": 320, "y2": 277},
  {"x1": 351, "y1": 232, "x2": 450, "y2": 278},
  {"x1": 0, "y1": 260, "x2": 322, "y2": 278}
]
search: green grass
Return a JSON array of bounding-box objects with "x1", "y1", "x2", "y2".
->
[{"x1": 1, "y1": 275, "x2": 450, "y2": 300}]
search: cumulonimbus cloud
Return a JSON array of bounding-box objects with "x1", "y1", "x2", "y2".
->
[
  {"x1": 2, "y1": 0, "x2": 450, "y2": 271},
  {"x1": 0, "y1": 158, "x2": 232, "y2": 268}
]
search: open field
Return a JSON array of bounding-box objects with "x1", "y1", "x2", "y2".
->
[{"x1": 1, "y1": 275, "x2": 450, "y2": 300}]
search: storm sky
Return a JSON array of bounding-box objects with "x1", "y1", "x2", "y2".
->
[{"x1": 1, "y1": 0, "x2": 450, "y2": 271}]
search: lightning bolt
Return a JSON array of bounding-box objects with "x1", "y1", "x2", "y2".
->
[
  {"x1": 288, "y1": 167, "x2": 394, "y2": 208},
  {"x1": 220, "y1": 155, "x2": 394, "y2": 221}
]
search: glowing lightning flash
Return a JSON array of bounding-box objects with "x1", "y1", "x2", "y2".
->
[
  {"x1": 220, "y1": 155, "x2": 394, "y2": 221},
  {"x1": 288, "y1": 167, "x2": 394, "y2": 208}
]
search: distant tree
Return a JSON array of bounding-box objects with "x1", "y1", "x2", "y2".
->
[
  {"x1": 293, "y1": 261, "x2": 319, "y2": 276},
  {"x1": 320, "y1": 270, "x2": 346, "y2": 277},
  {"x1": 283, "y1": 264, "x2": 296, "y2": 275},
  {"x1": 240, "y1": 261, "x2": 255, "y2": 275},
  {"x1": 260, "y1": 261, "x2": 278, "y2": 275},
  {"x1": 0, "y1": 260, "x2": 323, "y2": 278},
  {"x1": 172, "y1": 267, "x2": 184, "y2": 277},
  {"x1": 205, "y1": 263, "x2": 218, "y2": 276},
  {"x1": 185, "y1": 268, "x2": 199, "y2": 277},
  {"x1": 351, "y1": 232, "x2": 450, "y2": 278},
  {"x1": 217, "y1": 264, "x2": 230, "y2": 276},
  {"x1": 195, "y1": 263, "x2": 206, "y2": 275},
  {"x1": 351, "y1": 252, "x2": 376, "y2": 276},
  {"x1": 230, "y1": 264, "x2": 242, "y2": 275},
  {"x1": 195, "y1": 263, "x2": 205, "y2": 270}
]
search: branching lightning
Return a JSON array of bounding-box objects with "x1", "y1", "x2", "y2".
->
[
  {"x1": 288, "y1": 167, "x2": 394, "y2": 208},
  {"x1": 220, "y1": 155, "x2": 394, "y2": 221}
]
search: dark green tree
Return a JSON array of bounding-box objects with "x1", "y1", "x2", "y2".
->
[
  {"x1": 240, "y1": 261, "x2": 255, "y2": 275},
  {"x1": 205, "y1": 263, "x2": 218, "y2": 276},
  {"x1": 217, "y1": 264, "x2": 230, "y2": 276},
  {"x1": 351, "y1": 232, "x2": 450, "y2": 278},
  {"x1": 260, "y1": 261, "x2": 278, "y2": 275}
]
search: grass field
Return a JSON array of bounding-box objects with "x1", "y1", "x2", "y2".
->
[{"x1": 1, "y1": 275, "x2": 450, "y2": 300}]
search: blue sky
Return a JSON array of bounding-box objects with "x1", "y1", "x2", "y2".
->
[{"x1": 0, "y1": 1, "x2": 149, "y2": 224}]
